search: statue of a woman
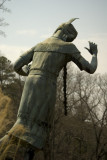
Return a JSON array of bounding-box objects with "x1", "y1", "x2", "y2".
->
[{"x1": 0, "y1": 18, "x2": 98, "y2": 160}]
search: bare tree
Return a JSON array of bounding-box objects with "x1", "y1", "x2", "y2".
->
[
  {"x1": 47, "y1": 67, "x2": 107, "y2": 160},
  {"x1": 67, "y1": 71, "x2": 107, "y2": 160},
  {"x1": 0, "y1": 0, "x2": 11, "y2": 36}
]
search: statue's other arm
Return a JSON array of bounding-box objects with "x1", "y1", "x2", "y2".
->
[
  {"x1": 14, "y1": 46, "x2": 35, "y2": 76},
  {"x1": 71, "y1": 42, "x2": 98, "y2": 74}
]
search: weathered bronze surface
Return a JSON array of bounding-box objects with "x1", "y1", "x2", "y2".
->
[{"x1": 7, "y1": 18, "x2": 98, "y2": 149}]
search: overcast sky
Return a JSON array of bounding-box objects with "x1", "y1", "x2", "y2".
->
[{"x1": 0, "y1": 0, "x2": 107, "y2": 74}]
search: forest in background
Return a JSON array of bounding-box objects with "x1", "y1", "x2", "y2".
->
[{"x1": 0, "y1": 56, "x2": 107, "y2": 160}]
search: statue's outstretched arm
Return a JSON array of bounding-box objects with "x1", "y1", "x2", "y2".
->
[
  {"x1": 14, "y1": 46, "x2": 35, "y2": 76},
  {"x1": 72, "y1": 42, "x2": 98, "y2": 74}
]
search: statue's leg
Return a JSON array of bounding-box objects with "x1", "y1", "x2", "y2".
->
[
  {"x1": 23, "y1": 146, "x2": 42, "y2": 160},
  {"x1": 24, "y1": 148, "x2": 35, "y2": 160}
]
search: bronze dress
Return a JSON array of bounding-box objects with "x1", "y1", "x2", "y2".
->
[{"x1": 9, "y1": 37, "x2": 91, "y2": 149}]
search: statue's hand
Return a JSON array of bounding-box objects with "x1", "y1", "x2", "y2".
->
[
  {"x1": 22, "y1": 65, "x2": 31, "y2": 75},
  {"x1": 85, "y1": 41, "x2": 98, "y2": 55}
]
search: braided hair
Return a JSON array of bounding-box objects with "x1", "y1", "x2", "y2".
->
[{"x1": 53, "y1": 20, "x2": 78, "y2": 116}]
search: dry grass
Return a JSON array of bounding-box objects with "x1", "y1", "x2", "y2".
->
[
  {"x1": 0, "y1": 88, "x2": 16, "y2": 137},
  {"x1": 0, "y1": 136, "x2": 27, "y2": 159},
  {"x1": 0, "y1": 124, "x2": 28, "y2": 159},
  {"x1": 0, "y1": 89, "x2": 23, "y2": 159}
]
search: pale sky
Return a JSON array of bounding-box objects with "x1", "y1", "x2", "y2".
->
[{"x1": 0, "y1": 0, "x2": 107, "y2": 74}]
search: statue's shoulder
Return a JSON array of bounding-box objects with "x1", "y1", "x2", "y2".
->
[
  {"x1": 34, "y1": 37, "x2": 80, "y2": 54},
  {"x1": 65, "y1": 42, "x2": 80, "y2": 53},
  {"x1": 55, "y1": 40, "x2": 80, "y2": 54}
]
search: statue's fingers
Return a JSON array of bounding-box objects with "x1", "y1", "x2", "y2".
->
[
  {"x1": 91, "y1": 42, "x2": 96, "y2": 48},
  {"x1": 95, "y1": 44, "x2": 97, "y2": 48},
  {"x1": 89, "y1": 43, "x2": 93, "y2": 49},
  {"x1": 93, "y1": 43, "x2": 97, "y2": 48},
  {"x1": 84, "y1": 47, "x2": 90, "y2": 52},
  {"x1": 88, "y1": 41, "x2": 93, "y2": 48},
  {"x1": 84, "y1": 47, "x2": 88, "y2": 50}
]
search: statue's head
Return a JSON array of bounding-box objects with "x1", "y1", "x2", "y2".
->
[{"x1": 53, "y1": 18, "x2": 78, "y2": 42}]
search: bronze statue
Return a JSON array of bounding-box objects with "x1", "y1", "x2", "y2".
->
[{"x1": 0, "y1": 18, "x2": 98, "y2": 159}]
